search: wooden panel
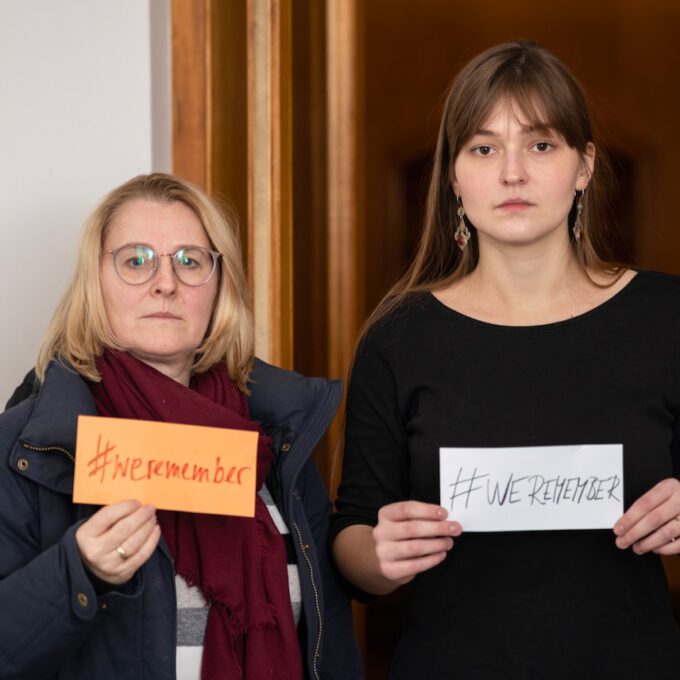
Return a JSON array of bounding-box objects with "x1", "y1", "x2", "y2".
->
[
  {"x1": 326, "y1": 0, "x2": 366, "y2": 657},
  {"x1": 291, "y1": 0, "x2": 328, "y2": 377},
  {"x1": 326, "y1": 0, "x2": 364, "y2": 483},
  {"x1": 171, "y1": 0, "x2": 208, "y2": 188},
  {"x1": 209, "y1": 0, "x2": 248, "y2": 262},
  {"x1": 172, "y1": 0, "x2": 248, "y2": 258},
  {"x1": 247, "y1": 0, "x2": 294, "y2": 369},
  {"x1": 291, "y1": 1, "x2": 330, "y2": 480},
  {"x1": 271, "y1": 0, "x2": 294, "y2": 370}
]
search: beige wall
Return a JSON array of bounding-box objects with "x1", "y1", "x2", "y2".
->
[{"x1": 0, "y1": 0, "x2": 171, "y2": 404}]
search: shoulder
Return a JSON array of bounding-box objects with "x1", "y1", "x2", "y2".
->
[
  {"x1": 630, "y1": 269, "x2": 680, "y2": 294},
  {"x1": 248, "y1": 359, "x2": 342, "y2": 432},
  {"x1": 617, "y1": 270, "x2": 680, "y2": 313},
  {"x1": 5, "y1": 369, "x2": 39, "y2": 410},
  {"x1": 1, "y1": 370, "x2": 42, "y2": 441},
  {"x1": 0, "y1": 395, "x2": 35, "y2": 449},
  {"x1": 1, "y1": 361, "x2": 94, "y2": 453},
  {"x1": 358, "y1": 292, "x2": 438, "y2": 358},
  {"x1": 250, "y1": 359, "x2": 340, "y2": 405}
]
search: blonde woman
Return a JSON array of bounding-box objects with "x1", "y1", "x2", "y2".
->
[{"x1": 1, "y1": 173, "x2": 361, "y2": 680}]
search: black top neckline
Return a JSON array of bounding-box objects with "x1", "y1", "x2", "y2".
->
[{"x1": 427, "y1": 269, "x2": 642, "y2": 332}]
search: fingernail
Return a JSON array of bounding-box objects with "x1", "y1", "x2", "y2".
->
[
  {"x1": 632, "y1": 544, "x2": 643, "y2": 555},
  {"x1": 613, "y1": 523, "x2": 624, "y2": 535},
  {"x1": 616, "y1": 538, "x2": 627, "y2": 549},
  {"x1": 438, "y1": 508, "x2": 447, "y2": 519}
]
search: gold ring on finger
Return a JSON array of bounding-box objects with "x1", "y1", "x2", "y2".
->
[
  {"x1": 116, "y1": 545, "x2": 130, "y2": 561},
  {"x1": 670, "y1": 517, "x2": 680, "y2": 543}
]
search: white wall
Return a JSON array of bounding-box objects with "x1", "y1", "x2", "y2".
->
[{"x1": 0, "y1": 0, "x2": 171, "y2": 404}]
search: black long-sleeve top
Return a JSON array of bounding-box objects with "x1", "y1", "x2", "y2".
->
[{"x1": 333, "y1": 270, "x2": 680, "y2": 679}]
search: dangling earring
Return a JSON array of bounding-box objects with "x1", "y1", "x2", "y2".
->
[
  {"x1": 454, "y1": 195, "x2": 471, "y2": 251},
  {"x1": 573, "y1": 189, "x2": 585, "y2": 242}
]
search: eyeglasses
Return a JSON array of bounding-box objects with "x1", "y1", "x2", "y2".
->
[{"x1": 104, "y1": 243, "x2": 221, "y2": 287}]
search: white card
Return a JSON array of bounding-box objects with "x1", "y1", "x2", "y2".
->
[{"x1": 439, "y1": 444, "x2": 623, "y2": 531}]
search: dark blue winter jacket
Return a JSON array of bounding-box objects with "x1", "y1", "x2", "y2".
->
[{"x1": 0, "y1": 359, "x2": 362, "y2": 679}]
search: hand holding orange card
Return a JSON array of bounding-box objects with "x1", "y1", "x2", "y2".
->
[{"x1": 73, "y1": 415, "x2": 259, "y2": 517}]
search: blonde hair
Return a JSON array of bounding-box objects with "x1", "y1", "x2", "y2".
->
[{"x1": 36, "y1": 173, "x2": 254, "y2": 392}]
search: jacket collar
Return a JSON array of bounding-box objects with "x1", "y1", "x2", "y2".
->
[
  {"x1": 248, "y1": 358, "x2": 341, "y2": 437},
  {"x1": 248, "y1": 359, "x2": 342, "y2": 495},
  {"x1": 13, "y1": 358, "x2": 336, "y2": 447},
  {"x1": 18, "y1": 361, "x2": 97, "y2": 453},
  {"x1": 9, "y1": 362, "x2": 96, "y2": 496},
  {"x1": 10, "y1": 358, "x2": 341, "y2": 496}
]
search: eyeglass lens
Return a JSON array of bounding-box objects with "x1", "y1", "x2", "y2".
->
[{"x1": 113, "y1": 245, "x2": 217, "y2": 286}]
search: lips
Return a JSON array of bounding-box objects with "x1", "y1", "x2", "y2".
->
[
  {"x1": 497, "y1": 198, "x2": 534, "y2": 211},
  {"x1": 498, "y1": 198, "x2": 533, "y2": 206},
  {"x1": 143, "y1": 312, "x2": 181, "y2": 320}
]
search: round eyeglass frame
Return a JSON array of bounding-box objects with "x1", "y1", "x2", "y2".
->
[{"x1": 104, "y1": 243, "x2": 222, "y2": 287}]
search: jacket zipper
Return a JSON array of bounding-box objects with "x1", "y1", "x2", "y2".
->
[
  {"x1": 21, "y1": 441, "x2": 75, "y2": 463},
  {"x1": 293, "y1": 519, "x2": 322, "y2": 680}
]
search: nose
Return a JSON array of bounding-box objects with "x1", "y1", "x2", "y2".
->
[
  {"x1": 500, "y1": 150, "x2": 528, "y2": 185},
  {"x1": 151, "y1": 255, "x2": 178, "y2": 296}
]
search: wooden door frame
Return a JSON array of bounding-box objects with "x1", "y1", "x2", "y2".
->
[
  {"x1": 172, "y1": 0, "x2": 366, "y2": 647},
  {"x1": 246, "y1": 0, "x2": 294, "y2": 368},
  {"x1": 171, "y1": 0, "x2": 294, "y2": 368}
]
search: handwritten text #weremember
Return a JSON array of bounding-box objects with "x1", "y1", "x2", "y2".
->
[
  {"x1": 74, "y1": 415, "x2": 258, "y2": 517},
  {"x1": 439, "y1": 445, "x2": 624, "y2": 531},
  {"x1": 87, "y1": 435, "x2": 251, "y2": 486},
  {"x1": 448, "y1": 468, "x2": 621, "y2": 509}
]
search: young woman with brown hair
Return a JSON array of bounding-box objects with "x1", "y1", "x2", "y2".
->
[{"x1": 332, "y1": 41, "x2": 680, "y2": 678}]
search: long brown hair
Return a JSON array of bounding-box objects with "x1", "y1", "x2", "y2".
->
[{"x1": 364, "y1": 40, "x2": 622, "y2": 334}]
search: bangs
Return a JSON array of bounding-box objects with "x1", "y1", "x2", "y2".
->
[{"x1": 449, "y1": 47, "x2": 592, "y2": 157}]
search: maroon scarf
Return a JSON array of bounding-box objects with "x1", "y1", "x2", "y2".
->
[{"x1": 89, "y1": 350, "x2": 303, "y2": 680}]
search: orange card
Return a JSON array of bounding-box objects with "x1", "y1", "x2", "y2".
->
[{"x1": 73, "y1": 415, "x2": 258, "y2": 517}]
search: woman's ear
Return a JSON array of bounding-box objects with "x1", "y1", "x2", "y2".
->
[
  {"x1": 576, "y1": 142, "x2": 596, "y2": 191},
  {"x1": 450, "y1": 174, "x2": 460, "y2": 197}
]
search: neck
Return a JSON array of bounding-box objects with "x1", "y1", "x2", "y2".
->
[
  {"x1": 479, "y1": 241, "x2": 579, "y2": 291},
  {"x1": 130, "y1": 352, "x2": 193, "y2": 386},
  {"x1": 458, "y1": 234, "x2": 594, "y2": 325}
]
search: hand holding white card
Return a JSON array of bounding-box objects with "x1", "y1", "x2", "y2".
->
[{"x1": 439, "y1": 444, "x2": 623, "y2": 532}]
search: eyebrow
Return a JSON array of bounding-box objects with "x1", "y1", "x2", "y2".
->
[{"x1": 473, "y1": 124, "x2": 554, "y2": 137}]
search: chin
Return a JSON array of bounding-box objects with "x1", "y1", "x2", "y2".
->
[
  {"x1": 128, "y1": 347, "x2": 195, "y2": 364},
  {"x1": 484, "y1": 226, "x2": 564, "y2": 246}
]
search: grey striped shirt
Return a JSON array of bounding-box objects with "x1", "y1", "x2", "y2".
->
[{"x1": 175, "y1": 484, "x2": 301, "y2": 679}]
